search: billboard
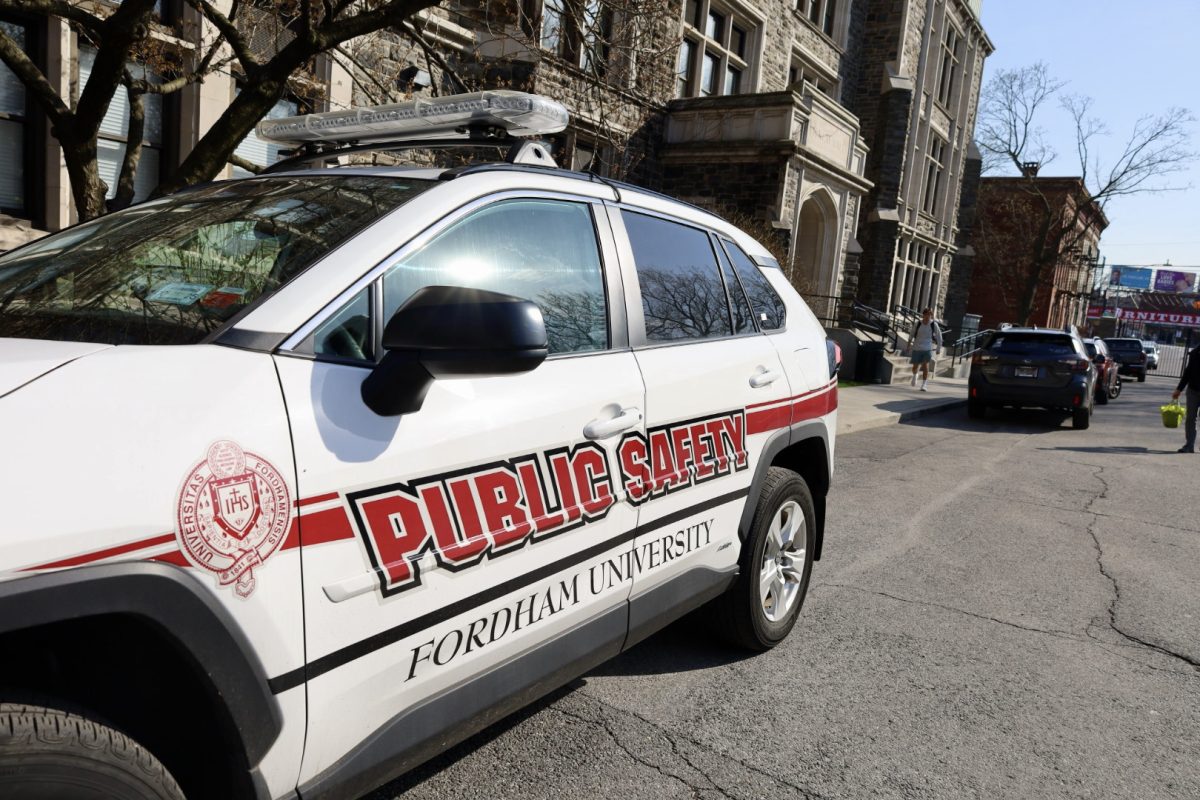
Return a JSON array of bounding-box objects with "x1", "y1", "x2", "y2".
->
[
  {"x1": 1087, "y1": 293, "x2": 1200, "y2": 328},
  {"x1": 1154, "y1": 270, "x2": 1197, "y2": 293},
  {"x1": 1110, "y1": 266, "x2": 1153, "y2": 289}
]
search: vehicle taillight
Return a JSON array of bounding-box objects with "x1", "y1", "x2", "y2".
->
[
  {"x1": 972, "y1": 353, "x2": 997, "y2": 366},
  {"x1": 826, "y1": 339, "x2": 842, "y2": 379},
  {"x1": 1058, "y1": 357, "x2": 1090, "y2": 373}
]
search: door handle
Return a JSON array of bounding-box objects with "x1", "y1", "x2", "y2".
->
[
  {"x1": 584, "y1": 407, "x2": 642, "y2": 440},
  {"x1": 749, "y1": 369, "x2": 782, "y2": 388}
]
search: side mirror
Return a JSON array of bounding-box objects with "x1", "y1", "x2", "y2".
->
[
  {"x1": 361, "y1": 285, "x2": 548, "y2": 416},
  {"x1": 1093, "y1": 354, "x2": 1106, "y2": 364}
]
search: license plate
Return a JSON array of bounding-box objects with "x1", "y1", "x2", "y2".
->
[{"x1": 1015, "y1": 366, "x2": 1038, "y2": 378}]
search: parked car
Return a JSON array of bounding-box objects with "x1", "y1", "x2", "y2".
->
[
  {"x1": 0, "y1": 92, "x2": 842, "y2": 800},
  {"x1": 1143, "y1": 340, "x2": 1160, "y2": 370},
  {"x1": 1103, "y1": 337, "x2": 1149, "y2": 382},
  {"x1": 1083, "y1": 338, "x2": 1121, "y2": 403},
  {"x1": 968, "y1": 326, "x2": 1096, "y2": 428}
]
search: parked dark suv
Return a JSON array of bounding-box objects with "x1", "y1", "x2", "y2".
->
[
  {"x1": 968, "y1": 327, "x2": 1096, "y2": 429},
  {"x1": 1102, "y1": 337, "x2": 1148, "y2": 382}
]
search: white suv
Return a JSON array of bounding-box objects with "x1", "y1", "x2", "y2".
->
[{"x1": 0, "y1": 93, "x2": 838, "y2": 800}]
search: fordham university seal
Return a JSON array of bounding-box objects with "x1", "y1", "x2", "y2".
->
[{"x1": 175, "y1": 440, "x2": 291, "y2": 598}]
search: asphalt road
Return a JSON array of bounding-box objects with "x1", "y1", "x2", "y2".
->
[{"x1": 369, "y1": 375, "x2": 1199, "y2": 800}]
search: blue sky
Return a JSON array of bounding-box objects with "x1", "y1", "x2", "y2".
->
[{"x1": 978, "y1": 0, "x2": 1200, "y2": 273}]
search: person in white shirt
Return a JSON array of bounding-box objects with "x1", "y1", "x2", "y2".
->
[{"x1": 909, "y1": 308, "x2": 943, "y2": 391}]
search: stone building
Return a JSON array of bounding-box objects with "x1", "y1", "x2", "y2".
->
[
  {"x1": 840, "y1": 0, "x2": 993, "y2": 325},
  {"x1": 1, "y1": 0, "x2": 989, "y2": 322},
  {"x1": 965, "y1": 175, "x2": 1108, "y2": 330}
]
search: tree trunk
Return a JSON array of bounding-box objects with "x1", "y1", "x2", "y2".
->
[{"x1": 60, "y1": 136, "x2": 108, "y2": 222}]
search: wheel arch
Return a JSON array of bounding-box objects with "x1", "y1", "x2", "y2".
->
[
  {"x1": 0, "y1": 561, "x2": 282, "y2": 799},
  {"x1": 741, "y1": 421, "x2": 832, "y2": 560}
]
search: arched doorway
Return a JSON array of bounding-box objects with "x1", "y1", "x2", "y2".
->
[{"x1": 794, "y1": 191, "x2": 837, "y2": 311}]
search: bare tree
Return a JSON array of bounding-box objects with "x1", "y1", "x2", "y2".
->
[
  {"x1": 975, "y1": 62, "x2": 1195, "y2": 324},
  {"x1": 0, "y1": 0, "x2": 442, "y2": 222},
  {"x1": 329, "y1": 1, "x2": 676, "y2": 179}
]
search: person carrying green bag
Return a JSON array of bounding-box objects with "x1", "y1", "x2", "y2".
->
[{"x1": 1171, "y1": 342, "x2": 1200, "y2": 453}]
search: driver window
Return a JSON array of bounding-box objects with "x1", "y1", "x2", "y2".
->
[{"x1": 382, "y1": 199, "x2": 609, "y2": 355}]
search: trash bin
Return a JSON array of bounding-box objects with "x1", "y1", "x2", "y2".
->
[{"x1": 856, "y1": 341, "x2": 887, "y2": 384}]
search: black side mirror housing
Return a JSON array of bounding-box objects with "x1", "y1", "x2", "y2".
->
[{"x1": 361, "y1": 285, "x2": 548, "y2": 416}]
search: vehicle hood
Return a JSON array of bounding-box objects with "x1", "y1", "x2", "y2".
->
[{"x1": 0, "y1": 339, "x2": 113, "y2": 397}]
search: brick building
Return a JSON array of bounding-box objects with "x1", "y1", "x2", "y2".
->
[
  {"x1": 1, "y1": 0, "x2": 990, "y2": 320},
  {"x1": 965, "y1": 175, "x2": 1108, "y2": 330}
]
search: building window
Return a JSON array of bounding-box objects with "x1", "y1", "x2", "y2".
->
[
  {"x1": 796, "y1": 0, "x2": 836, "y2": 38},
  {"x1": 571, "y1": 134, "x2": 611, "y2": 176},
  {"x1": 677, "y1": 0, "x2": 754, "y2": 99},
  {"x1": 936, "y1": 23, "x2": 961, "y2": 107},
  {"x1": 0, "y1": 19, "x2": 30, "y2": 217},
  {"x1": 536, "y1": 0, "x2": 613, "y2": 76},
  {"x1": 891, "y1": 238, "x2": 940, "y2": 312},
  {"x1": 921, "y1": 136, "x2": 947, "y2": 215},
  {"x1": 788, "y1": 53, "x2": 836, "y2": 96},
  {"x1": 78, "y1": 47, "x2": 164, "y2": 204},
  {"x1": 232, "y1": 96, "x2": 299, "y2": 177}
]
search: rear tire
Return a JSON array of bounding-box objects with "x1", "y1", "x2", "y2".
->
[
  {"x1": 0, "y1": 703, "x2": 184, "y2": 800},
  {"x1": 1137, "y1": 370, "x2": 1146, "y2": 382},
  {"x1": 712, "y1": 467, "x2": 815, "y2": 651},
  {"x1": 967, "y1": 399, "x2": 986, "y2": 419},
  {"x1": 1072, "y1": 405, "x2": 1091, "y2": 430},
  {"x1": 1096, "y1": 384, "x2": 1108, "y2": 405}
]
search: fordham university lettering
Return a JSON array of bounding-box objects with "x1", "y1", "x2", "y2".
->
[
  {"x1": 346, "y1": 410, "x2": 746, "y2": 597},
  {"x1": 405, "y1": 518, "x2": 715, "y2": 681}
]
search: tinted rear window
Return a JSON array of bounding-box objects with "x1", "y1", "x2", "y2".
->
[
  {"x1": 987, "y1": 334, "x2": 1078, "y2": 356},
  {"x1": 1105, "y1": 339, "x2": 1143, "y2": 351},
  {"x1": 1084, "y1": 342, "x2": 1098, "y2": 358}
]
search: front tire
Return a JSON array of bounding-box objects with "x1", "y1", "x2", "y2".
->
[
  {"x1": 0, "y1": 704, "x2": 184, "y2": 800},
  {"x1": 1109, "y1": 375, "x2": 1122, "y2": 399},
  {"x1": 713, "y1": 467, "x2": 815, "y2": 651}
]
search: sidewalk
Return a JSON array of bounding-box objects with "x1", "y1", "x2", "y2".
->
[{"x1": 836, "y1": 375, "x2": 968, "y2": 435}]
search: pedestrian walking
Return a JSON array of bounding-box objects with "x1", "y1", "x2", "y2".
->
[
  {"x1": 908, "y1": 308, "x2": 943, "y2": 391},
  {"x1": 1171, "y1": 342, "x2": 1200, "y2": 453}
]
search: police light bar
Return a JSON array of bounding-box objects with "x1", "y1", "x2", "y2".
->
[{"x1": 255, "y1": 90, "x2": 569, "y2": 145}]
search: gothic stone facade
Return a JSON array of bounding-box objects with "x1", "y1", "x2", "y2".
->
[{"x1": 841, "y1": 0, "x2": 992, "y2": 323}]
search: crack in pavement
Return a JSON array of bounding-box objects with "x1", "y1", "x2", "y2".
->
[
  {"x1": 812, "y1": 582, "x2": 1199, "y2": 681},
  {"x1": 572, "y1": 691, "x2": 830, "y2": 800},
  {"x1": 1076, "y1": 462, "x2": 1200, "y2": 673},
  {"x1": 549, "y1": 705, "x2": 722, "y2": 799}
]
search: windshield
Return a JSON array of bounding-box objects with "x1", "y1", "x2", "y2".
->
[{"x1": 0, "y1": 175, "x2": 433, "y2": 345}]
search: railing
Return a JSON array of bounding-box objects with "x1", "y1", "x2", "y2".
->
[
  {"x1": 850, "y1": 301, "x2": 898, "y2": 351},
  {"x1": 801, "y1": 293, "x2": 851, "y2": 329},
  {"x1": 949, "y1": 328, "x2": 995, "y2": 369},
  {"x1": 891, "y1": 303, "x2": 954, "y2": 351}
]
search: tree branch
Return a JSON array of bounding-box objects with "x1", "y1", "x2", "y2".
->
[
  {"x1": 185, "y1": 0, "x2": 261, "y2": 72},
  {"x1": 399, "y1": 19, "x2": 468, "y2": 94},
  {"x1": 0, "y1": 0, "x2": 103, "y2": 37},
  {"x1": 0, "y1": 27, "x2": 71, "y2": 125}
]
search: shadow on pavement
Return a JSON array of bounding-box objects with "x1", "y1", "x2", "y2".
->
[
  {"x1": 897, "y1": 406, "x2": 1072, "y2": 434},
  {"x1": 361, "y1": 681, "x2": 583, "y2": 799},
  {"x1": 586, "y1": 614, "x2": 753, "y2": 678},
  {"x1": 1036, "y1": 445, "x2": 1180, "y2": 455}
]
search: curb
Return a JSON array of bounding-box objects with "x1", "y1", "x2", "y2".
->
[{"x1": 838, "y1": 397, "x2": 967, "y2": 436}]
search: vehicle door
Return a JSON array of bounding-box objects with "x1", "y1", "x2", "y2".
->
[
  {"x1": 272, "y1": 195, "x2": 645, "y2": 788},
  {"x1": 607, "y1": 207, "x2": 793, "y2": 645}
]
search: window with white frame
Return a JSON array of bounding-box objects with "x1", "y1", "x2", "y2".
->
[
  {"x1": 677, "y1": 0, "x2": 755, "y2": 98},
  {"x1": 570, "y1": 133, "x2": 611, "y2": 176},
  {"x1": 78, "y1": 47, "x2": 164, "y2": 204},
  {"x1": 796, "y1": 0, "x2": 836, "y2": 38},
  {"x1": 891, "y1": 237, "x2": 940, "y2": 312},
  {"x1": 935, "y1": 23, "x2": 961, "y2": 107},
  {"x1": 0, "y1": 19, "x2": 30, "y2": 216},
  {"x1": 921, "y1": 135, "x2": 947, "y2": 215},
  {"x1": 536, "y1": 0, "x2": 613, "y2": 76}
]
